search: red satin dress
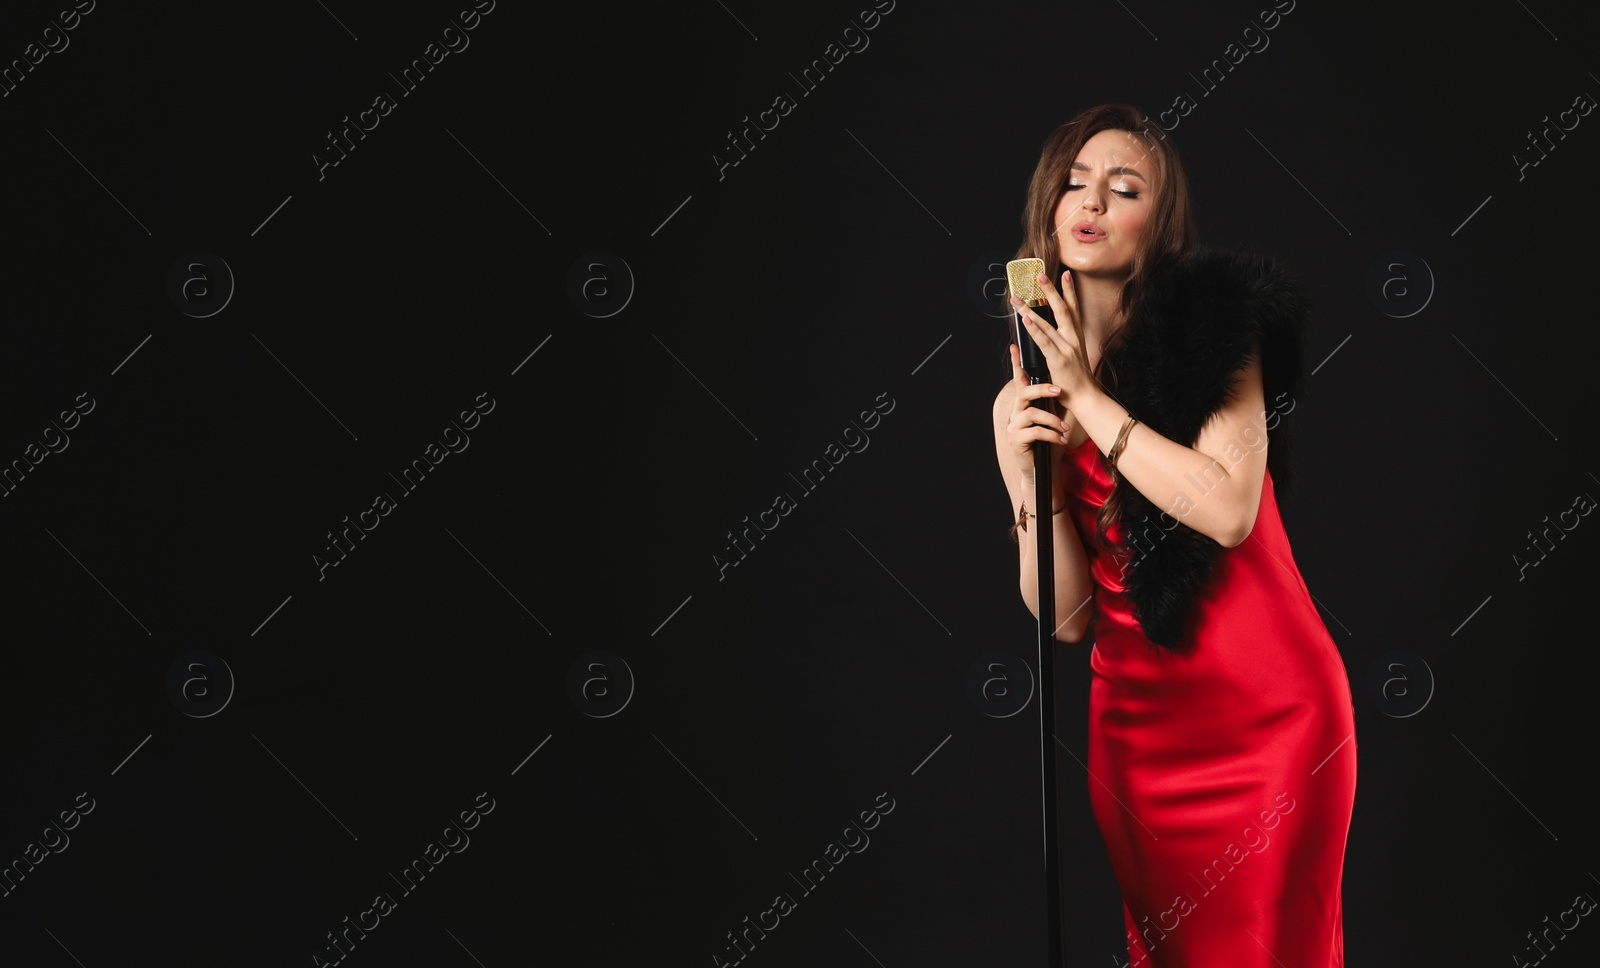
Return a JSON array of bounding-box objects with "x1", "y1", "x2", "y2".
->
[{"x1": 1058, "y1": 433, "x2": 1357, "y2": 967}]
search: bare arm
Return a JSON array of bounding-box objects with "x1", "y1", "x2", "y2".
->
[
  {"x1": 993, "y1": 354, "x2": 1096, "y2": 642},
  {"x1": 1065, "y1": 351, "x2": 1269, "y2": 548}
]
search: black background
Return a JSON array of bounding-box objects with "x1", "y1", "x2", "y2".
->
[{"x1": 2, "y1": 0, "x2": 1598, "y2": 964}]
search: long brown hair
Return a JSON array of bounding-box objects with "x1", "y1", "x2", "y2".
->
[{"x1": 1004, "y1": 103, "x2": 1199, "y2": 549}]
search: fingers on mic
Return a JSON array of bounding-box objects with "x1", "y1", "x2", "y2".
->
[
  {"x1": 1017, "y1": 417, "x2": 1068, "y2": 442},
  {"x1": 1018, "y1": 413, "x2": 1060, "y2": 434}
]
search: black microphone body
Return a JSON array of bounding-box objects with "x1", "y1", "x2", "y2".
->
[{"x1": 1014, "y1": 298, "x2": 1058, "y2": 391}]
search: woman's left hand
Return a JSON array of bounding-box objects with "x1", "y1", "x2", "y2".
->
[{"x1": 1011, "y1": 270, "x2": 1094, "y2": 400}]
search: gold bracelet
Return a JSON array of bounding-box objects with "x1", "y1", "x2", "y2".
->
[
  {"x1": 1012, "y1": 499, "x2": 1069, "y2": 539},
  {"x1": 1108, "y1": 414, "x2": 1138, "y2": 467}
]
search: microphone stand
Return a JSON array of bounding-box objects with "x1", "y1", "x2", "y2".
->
[{"x1": 1019, "y1": 317, "x2": 1064, "y2": 968}]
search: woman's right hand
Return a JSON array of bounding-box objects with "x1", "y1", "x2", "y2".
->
[{"x1": 1007, "y1": 343, "x2": 1073, "y2": 505}]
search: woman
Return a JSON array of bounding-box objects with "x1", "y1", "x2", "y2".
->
[{"x1": 991, "y1": 103, "x2": 1357, "y2": 965}]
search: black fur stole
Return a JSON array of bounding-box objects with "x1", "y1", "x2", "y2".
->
[{"x1": 1098, "y1": 246, "x2": 1310, "y2": 650}]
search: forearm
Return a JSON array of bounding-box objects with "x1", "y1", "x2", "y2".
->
[
  {"x1": 1067, "y1": 384, "x2": 1249, "y2": 548},
  {"x1": 1014, "y1": 482, "x2": 1096, "y2": 642}
]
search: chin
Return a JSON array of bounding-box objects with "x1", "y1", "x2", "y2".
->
[{"x1": 1062, "y1": 258, "x2": 1117, "y2": 275}]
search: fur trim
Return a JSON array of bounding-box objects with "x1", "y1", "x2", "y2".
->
[{"x1": 1100, "y1": 246, "x2": 1310, "y2": 649}]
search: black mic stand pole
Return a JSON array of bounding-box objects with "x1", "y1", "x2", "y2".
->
[{"x1": 1019, "y1": 311, "x2": 1064, "y2": 968}]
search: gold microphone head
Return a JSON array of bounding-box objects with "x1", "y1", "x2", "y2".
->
[{"x1": 1006, "y1": 258, "x2": 1048, "y2": 307}]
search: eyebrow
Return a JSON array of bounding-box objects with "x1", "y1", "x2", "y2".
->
[{"x1": 1069, "y1": 161, "x2": 1148, "y2": 183}]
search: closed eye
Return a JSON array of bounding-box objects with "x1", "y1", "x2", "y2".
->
[{"x1": 1064, "y1": 184, "x2": 1139, "y2": 199}]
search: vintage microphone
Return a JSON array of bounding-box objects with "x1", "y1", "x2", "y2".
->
[{"x1": 1007, "y1": 256, "x2": 1065, "y2": 967}]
